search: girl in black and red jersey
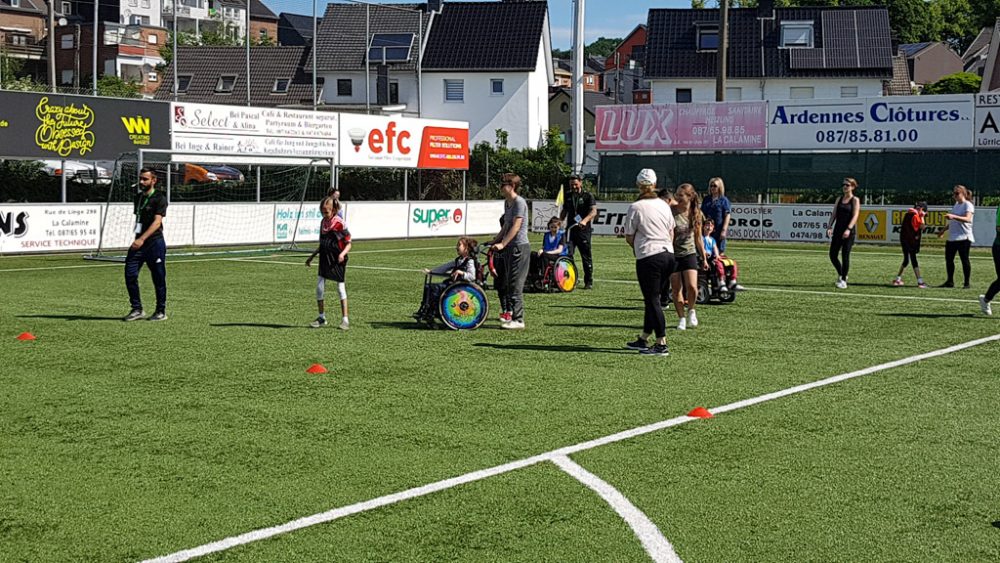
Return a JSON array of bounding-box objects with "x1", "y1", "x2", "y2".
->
[
  {"x1": 893, "y1": 201, "x2": 928, "y2": 288},
  {"x1": 306, "y1": 197, "x2": 352, "y2": 330}
]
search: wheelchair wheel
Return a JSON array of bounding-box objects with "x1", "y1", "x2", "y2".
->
[
  {"x1": 553, "y1": 256, "x2": 577, "y2": 293},
  {"x1": 438, "y1": 281, "x2": 489, "y2": 330},
  {"x1": 721, "y1": 287, "x2": 737, "y2": 303},
  {"x1": 696, "y1": 279, "x2": 710, "y2": 304}
]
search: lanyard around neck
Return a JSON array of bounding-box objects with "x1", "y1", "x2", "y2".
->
[{"x1": 137, "y1": 189, "x2": 155, "y2": 217}]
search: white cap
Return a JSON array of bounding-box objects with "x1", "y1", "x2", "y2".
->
[{"x1": 636, "y1": 168, "x2": 657, "y2": 185}]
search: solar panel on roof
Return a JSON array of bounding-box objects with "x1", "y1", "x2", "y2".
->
[{"x1": 368, "y1": 33, "x2": 414, "y2": 63}]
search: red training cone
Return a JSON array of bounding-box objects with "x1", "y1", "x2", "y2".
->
[
  {"x1": 306, "y1": 363, "x2": 328, "y2": 374},
  {"x1": 16, "y1": 332, "x2": 36, "y2": 341},
  {"x1": 687, "y1": 407, "x2": 713, "y2": 419}
]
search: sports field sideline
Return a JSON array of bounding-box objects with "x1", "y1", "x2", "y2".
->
[{"x1": 2, "y1": 238, "x2": 998, "y2": 562}]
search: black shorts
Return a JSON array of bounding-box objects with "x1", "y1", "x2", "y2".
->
[
  {"x1": 901, "y1": 242, "x2": 920, "y2": 255},
  {"x1": 673, "y1": 253, "x2": 699, "y2": 273},
  {"x1": 320, "y1": 255, "x2": 348, "y2": 282}
]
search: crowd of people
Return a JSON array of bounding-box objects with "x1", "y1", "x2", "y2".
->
[{"x1": 119, "y1": 167, "x2": 1000, "y2": 351}]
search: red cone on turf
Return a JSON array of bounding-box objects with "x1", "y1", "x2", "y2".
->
[
  {"x1": 687, "y1": 407, "x2": 713, "y2": 419},
  {"x1": 306, "y1": 363, "x2": 328, "y2": 374},
  {"x1": 16, "y1": 332, "x2": 36, "y2": 341}
]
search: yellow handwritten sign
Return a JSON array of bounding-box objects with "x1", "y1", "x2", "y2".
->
[{"x1": 34, "y1": 97, "x2": 96, "y2": 157}]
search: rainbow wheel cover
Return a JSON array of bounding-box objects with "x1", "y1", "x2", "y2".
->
[
  {"x1": 439, "y1": 282, "x2": 489, "y2": 330},
  {"x1": 554, "y1": 257, "x2": 577, "y2": 292}
]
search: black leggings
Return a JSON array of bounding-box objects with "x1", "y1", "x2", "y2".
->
[
  {"x1": 829, "y1": 233, "x2": 855, "y2": 279},
  {"x1": 945, "y1": 240, "x2": 972, "y2": 286},
  {"x1": 636, "y1": 251, "x2": 675, "y2": 339},
  {"x1": 985, "y1": 244, "x2": 1000, "y2": 302},
  {"x1": 900, "y1": 249, "x2": 919, "y2": 270}
]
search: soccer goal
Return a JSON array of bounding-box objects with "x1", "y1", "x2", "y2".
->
[{"x1": 85, "y1": 150, "x2": 336, "y2": 261}]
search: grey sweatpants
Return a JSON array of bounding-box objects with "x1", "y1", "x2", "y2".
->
[{"x1": 498, "y1": 242, "x2": 531, "y2": 321}]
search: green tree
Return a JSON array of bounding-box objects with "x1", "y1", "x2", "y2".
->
[
  {"x1": 468, "y1": 127, "x2": 571, "y2": 200},
  {"x1": 2, "y1": 75, "x2": 46, "y2": 92},
  {"x1": 585, "y1": 37, "x2": 623, "y2": 58},
  {"x1": 96, "y1": 75, "x2": 142, "y2": 98},
  {"x1": 922, "y1": 71, "x2": 982, "y2": 94}
]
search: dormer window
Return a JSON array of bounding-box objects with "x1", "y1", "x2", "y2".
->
[
  {"x1": 780, "y1": 21, "x2": 814, "y2": 48},
  {"x1": 215, "y1": 74, "x2": 237, "y2": 93},
  {"x1": 272, "y1": 78, "x2": 290, "y2": 94},
  {"x1": 176, "y1": 74, "x2": 192, "y2": 94},
  {"x1": 696, "y1": 24, "x2": 719, "y2": 51},
  {"x1": 368, "y1": 33, "x2": 414, "y2": 63}
]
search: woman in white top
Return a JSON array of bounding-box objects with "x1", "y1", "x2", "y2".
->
[
  {"x1": 623, "y1": 169, "x2": 676, "y2": 357},
  {"x1": 937, "y1": 184, "x2": 975, "y2": 288}
]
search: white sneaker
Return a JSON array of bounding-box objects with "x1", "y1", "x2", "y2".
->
[
  {"x1": 836, "y1": 279, "x2": 848, "y2": 289},
  {"x1": 339, "y1": 318, "x2": 350, "y2": 330},
  {"x1": 677, "y1": 316, "x2": 687, "y2": 331},
  {"x1": 980, "y1": 295, "x2": 993, "y2": 316},
  {"x1": 687, "y1": 309, "x2": 699, "y2": 328},
  {"x1": 503, "y1": 320, "x2": 525, "y2": 330}
]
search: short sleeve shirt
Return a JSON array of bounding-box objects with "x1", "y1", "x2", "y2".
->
[
  {"x1": 948, "y1": 201, "x2": 975, "y2": 242},
  {"x1": 134, "y1": 189, "x2": 167, "y2": 240},
  {"x1": 503, "y1": 196, "x2": 529, "y2": 246},
  {"x1": 703, "y1": 235, "x2": 717, "y2": 257},
  {"x1": 543, "y1": 230, "x2": 568, "y2": 255},
  {"x1": 701, "y1": 196, "x2": 731, "y2": 232},
  {"x1": 625, "y1": 198, "x2": 676, "y2": 260},
  {"x1": 562, "y1": 190, "x2": 596, "y2": 227}
]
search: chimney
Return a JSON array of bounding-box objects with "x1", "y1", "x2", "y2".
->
[
  {"x1": 428, "y1": 0, "x2": 443, "y2": 13},
  {"x1": 758, "y1": 0, "x2": 774, "y2": 19}
]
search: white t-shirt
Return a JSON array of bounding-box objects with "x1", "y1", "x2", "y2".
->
[
  {"x1": 625, "y1": 197, "x2": 676, "y2": 260},
  {"x1": 948, "y1": 200, "x2": 975, "y2": 242}
]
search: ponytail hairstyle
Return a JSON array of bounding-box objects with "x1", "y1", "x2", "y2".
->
[
  {"x1": 954, "y1": 184, "x2": 971, "y2": 200},
  {"x1": 320, "y1": 196, "x2": 340, "y2": 214},
  {"x1": 676, "y1": 183, "x2": 702, "y2": 232}
]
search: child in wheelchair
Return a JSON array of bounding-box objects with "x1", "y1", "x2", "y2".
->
[
  {"x1": 702, "y1": 219, "x2": 739, "y2": 298},
  {"x1": 413, "y1": 236, "x2": 479, "y2": 323},
  {"x1": 528, "y1": 217, "x2": 568, "y2": 290}
]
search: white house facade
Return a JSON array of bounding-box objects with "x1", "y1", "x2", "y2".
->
[{"x1": 651, "y1": 77, "x2": 886, "y2": 103}]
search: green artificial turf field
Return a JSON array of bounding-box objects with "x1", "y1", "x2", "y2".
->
[{"x1": 2, "y1": 238, "x2": 998, "y2": 562}]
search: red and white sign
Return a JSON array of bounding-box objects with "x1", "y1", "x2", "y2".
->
[
  {"x1": 595, "y1": 102, "x2": 767, "y2": 152},
  {"x1": 339, "y1": 114, "x2": 469, "y2": 169}
]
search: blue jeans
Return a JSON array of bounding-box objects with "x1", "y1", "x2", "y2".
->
[{"x1": 125, "y1": 237, "x2": 167, "y2": 312}]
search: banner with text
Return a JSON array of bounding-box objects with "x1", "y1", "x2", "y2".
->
[
  {"x1": 0, "y1": 91, "x2": 169, "y2": 160},
  {"x1": 0, "y1": 204, "x2": 102, "y2": 253},
  {"x1": 170, "y1": 102, "x2": 339, "y2": 165},
  {"x1": 767, "y1": 95, "x2": 975, "y2": 150},
  {"x1": 595, "y1": 102, "x2": 767, "y2": 151},
  {"x1": 339, "y1": 114, "x2": 469, "y2": 169},
  {"x1": 974, "y1": 93, "x2": 1000, "y2": 149}
]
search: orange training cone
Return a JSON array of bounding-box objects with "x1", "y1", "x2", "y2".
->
[
  {"x1": 687, "y1": 407, "x2": 713, "y2": 419},
  {"x1": 16, "y1": 332, "x2": 36, "y2": 341},
  {"x1": 306, "y1": 363, "x2": 328, "y2": 374}
]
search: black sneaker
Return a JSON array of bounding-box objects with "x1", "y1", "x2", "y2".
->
[
  {"x1": 939, "y1": 281, "x2": 954, "y2": 288},
  {"x1": 963, "y1": 283, "x2": 971, "y2": 289},
  {"x1": 122, "y1": 309, "x2": 144, "y2": 322},
  {"x1": 640, "y1": 343, "x2": 670, "y2": 356},
  {"x1": 583, "y1": 283, "x2": 593, "y2": 290},
  {"x1": 310, "y1": 316, "x2": 328, "y2": 328},
  {"x1": 625, "y1": 337, "x2": 649, "y2": 350},
  {"x1": 147, "y1": 311, "x2": 168, "y2": 322}
]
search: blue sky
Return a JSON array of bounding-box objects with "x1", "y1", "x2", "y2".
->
[{"x1": 261, "y1": 0, "x2": 690, "y2": 50}]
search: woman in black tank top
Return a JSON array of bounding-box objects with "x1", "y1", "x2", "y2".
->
[{"x1": 826, "y1": 178, "x2": 860, "y2": 288}]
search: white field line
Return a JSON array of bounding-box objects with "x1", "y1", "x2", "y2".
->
[
  {"x1": 140, "y1": 333, "x2": 1000, "y2": 563},
  {"x1": 589, "y1": 241, "x2": 997, "y2": 260},
  {"x1": 223, "y1": 259, "x2": 981, "y2": 305},
  {"x1": 551, "y1": 455, "x2": 683, "y2": 563}
]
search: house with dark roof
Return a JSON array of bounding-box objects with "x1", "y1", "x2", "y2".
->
[
  {"x1": 421, "y1": 0, "x2": 553, "y2": 148},
  {"x1": 278, "y1": 12, "x2": 321, "y2": 46},
  {"x1": 963, "y1": 25, "x2": 993, "y2": 77},
  {"x1": 645, "y1": 1, "x2": 894, "y2": 103},
  {"x1": 154, "y1": 45, "x2": 316, "y2": 107},
  {"x1": 553, "y1": 56, "x2": 602, "y2": 91},
  {"x1": 898, "y1": 42, "x2": 962, "y2": 88},
  {"x1": 604, "y1": 23, "x2": 648, "y2": 104},
  {"x1": 309, "y1": 0, "x2": 553, "y2": 149}
]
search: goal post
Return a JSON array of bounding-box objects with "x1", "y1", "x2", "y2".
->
[{"x1": 85, "y1": 149, "x2": 335, "y2": 261}]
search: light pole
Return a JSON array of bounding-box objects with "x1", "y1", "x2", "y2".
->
[{"x1": 92, "y1": 0, "x2": 98, "y2": 94}]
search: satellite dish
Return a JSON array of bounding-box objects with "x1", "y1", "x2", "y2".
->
[{"x1": 58, "y1": 17, "x2": 68, "y2": 26}]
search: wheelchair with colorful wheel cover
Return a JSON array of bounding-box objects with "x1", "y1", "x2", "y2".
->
[{"x1": 528, "y1": 254, "x2": 578, "y2": 293}]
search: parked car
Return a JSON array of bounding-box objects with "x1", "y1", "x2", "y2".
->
[
  {"x1": 181, "y1": 163, "x2": 245, "y2": 184},
  {"x1": 38, "y1": 160, "x2": 112, "y2": 185}
]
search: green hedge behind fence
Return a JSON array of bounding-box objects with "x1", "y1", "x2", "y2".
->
[{"x1": 599, "y1": 151, "x2": 1000, "y2": 205}]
